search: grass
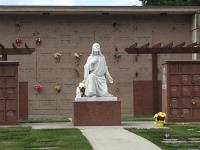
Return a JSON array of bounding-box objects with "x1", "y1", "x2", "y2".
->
[
  {"x1": 20, "y1": 117, "x2": 70, "y2": 123},
  {"x1": 122, "y1": 115, "x2": 153, "y2": 121},
  {"x1": 0, "y1": 127, "x2": 92, "y2": 150},
  {"x1": 127, "y1": 123, "x2": 200, "y2": 150}
]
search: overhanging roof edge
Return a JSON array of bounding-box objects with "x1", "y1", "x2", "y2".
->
[{"x1": 0, "y1": 6, "x2": 199, "y2": 15}]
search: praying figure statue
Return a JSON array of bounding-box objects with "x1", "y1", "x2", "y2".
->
[{"x1": 76, "y1": 43, "x2": 113, "y2": 98}]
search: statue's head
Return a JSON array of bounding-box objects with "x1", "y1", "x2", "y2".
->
[{"x1": 92, "y1": 43, "x2": 102, "y2": 56}]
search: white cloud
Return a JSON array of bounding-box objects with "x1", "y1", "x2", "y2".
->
[{"x1": 0, "y1": 0, "x2": 75, "y2": 6}]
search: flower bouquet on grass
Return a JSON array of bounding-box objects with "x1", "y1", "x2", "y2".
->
[{"x1": 153, "y1": 112, "x2": 166, "y2": 126}]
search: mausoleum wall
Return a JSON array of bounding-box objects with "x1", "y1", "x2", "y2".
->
[{"x1": 0, "y1": 14, "x2": 192, "y2": 117}]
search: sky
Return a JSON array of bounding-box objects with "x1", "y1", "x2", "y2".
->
[{"x1": 0, "y1": 0, "x2": 142, "y2": 6}]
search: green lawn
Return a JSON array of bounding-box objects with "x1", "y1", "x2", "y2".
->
[
  {"x1": 127, "y1": 123, "x2": 200, "y2": 150},
  {"x1": 122, "y1": 115, "x2": 153, "y2": 121},
  {"x1": 0, "y1": 127, "x2": 92, "y2": 150}
]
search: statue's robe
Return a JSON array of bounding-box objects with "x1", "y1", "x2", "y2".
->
[{"x1": 84, "y1": 55, "x2": 113, "y2": 97}]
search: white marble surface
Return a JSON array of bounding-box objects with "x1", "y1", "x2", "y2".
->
[
  {"x1": 76, "y1": 43, "x2": 114, "y2": 98},
  {"x1": 75, "y1": 97, "x2": 118, "y2": 102}
]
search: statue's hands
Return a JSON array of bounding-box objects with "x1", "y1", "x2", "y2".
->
[{"x1": 110, "y1": 80, "x2": 113, "y2": 84}]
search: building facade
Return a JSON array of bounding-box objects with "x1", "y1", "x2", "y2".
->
[{"x1": 0, "y1": 6, "x2": 199, "y2": 118}]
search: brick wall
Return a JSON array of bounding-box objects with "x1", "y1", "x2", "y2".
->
[
  {"x1": 133, "y1": 80, "x2": 162, "y2": 115},
  {"x1": 0, "y1": 14, "x2": 192, "y2": 117}
]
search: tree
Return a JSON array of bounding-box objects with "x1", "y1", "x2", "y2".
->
[{"x1": 139, "y1": 0, "x2": 200, "y2": 6}]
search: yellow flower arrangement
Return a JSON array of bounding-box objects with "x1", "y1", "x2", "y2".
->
[{"x1": 153, "y1": 112, "x2": 167, "y2": 126}]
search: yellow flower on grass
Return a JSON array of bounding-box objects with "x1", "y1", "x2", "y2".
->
[
  {"x1": 153, "y1": 112, "x2": 167, "y2": 127},
  {"x1": 153, "y1": 113, "x2": 159, "y2": 119},
  {"x1": 158, "y1": 112, "x2": 166, "y2": 118}
]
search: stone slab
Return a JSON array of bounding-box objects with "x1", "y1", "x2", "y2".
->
[
  {"x1": 75, "y1": 97, "x2": 118, "y2": 101},
  {"x1": 73, "y1": 99, "x2": 121, "y2": 126},
  {"x1": 122, "y1": 121, "x2": 167, "y2": 129},
  {"x1": 21, "y1": 122, "x2": 73, "y2": 129},
  {"x1": 162, "y1": 140, "x2": 200, "y2": 144}
]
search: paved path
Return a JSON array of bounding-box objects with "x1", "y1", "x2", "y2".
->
[
  {"x1": 78, "y1": 126, "x2": 162, "y2": 150},
  {"x1": 0, "y1": 121, "x2": 166, "y2": 129}
]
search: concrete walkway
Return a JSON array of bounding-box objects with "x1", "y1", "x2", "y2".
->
[
  {"x1": 0, "y1": 121, "x2": 166, "y2": 129},
  {"x1": 79, "y1": 126, "x2": 162, "y2": 150}
]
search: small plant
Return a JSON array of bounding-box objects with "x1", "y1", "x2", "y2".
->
[
  {"x1": 153, "y1": 112, "x2": 166, "y2": 126},
  {"x1": 114, "y1": 48, "x2": 121, "y2": 62},
  {"x1": 34, "y1": 83, "x2": 43, "y2": 92},
  {"x1": 74, "y1": 52, "x2": 82, "y2": 65},
  {"x1": 54, "y1": 84, "x2": 62, "y2": 94},
  {"x1": 16, "y1": 38, "x2": 22, "y2": 47},
  {"x1": 36, "y1": 37, "x2": 42, "y2": 46},
  {"x1": 54, "y1": 52, "x2": 62, "y2": 63}
]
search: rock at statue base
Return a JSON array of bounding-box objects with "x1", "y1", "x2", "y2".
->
[{"x1": 73, "y1": 97, "x2": 121, "y2": 126}]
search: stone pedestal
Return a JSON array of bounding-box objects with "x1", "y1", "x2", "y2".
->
[{"x1": 73, "y1": 97, "x2": 121, "y2": 126}]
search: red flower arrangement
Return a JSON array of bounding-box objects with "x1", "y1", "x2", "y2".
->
[
  {"x1": 16, "y1": 38, "x2": 22, "y2": 47},
  {"x1": 36, "y1": 37, "x2": 42, "y2": 45},
  {"x1": 34, "y1": 83, "x2": 43, "y2": 92}
]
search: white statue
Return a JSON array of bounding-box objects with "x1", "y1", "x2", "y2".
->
[{"x1": 76, "y1": 43, "x2": 113, "y2": 98}]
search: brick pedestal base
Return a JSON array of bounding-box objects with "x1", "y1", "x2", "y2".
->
[{"x1": 73, "y1": 98, "x2": 121, "y2": 126}]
